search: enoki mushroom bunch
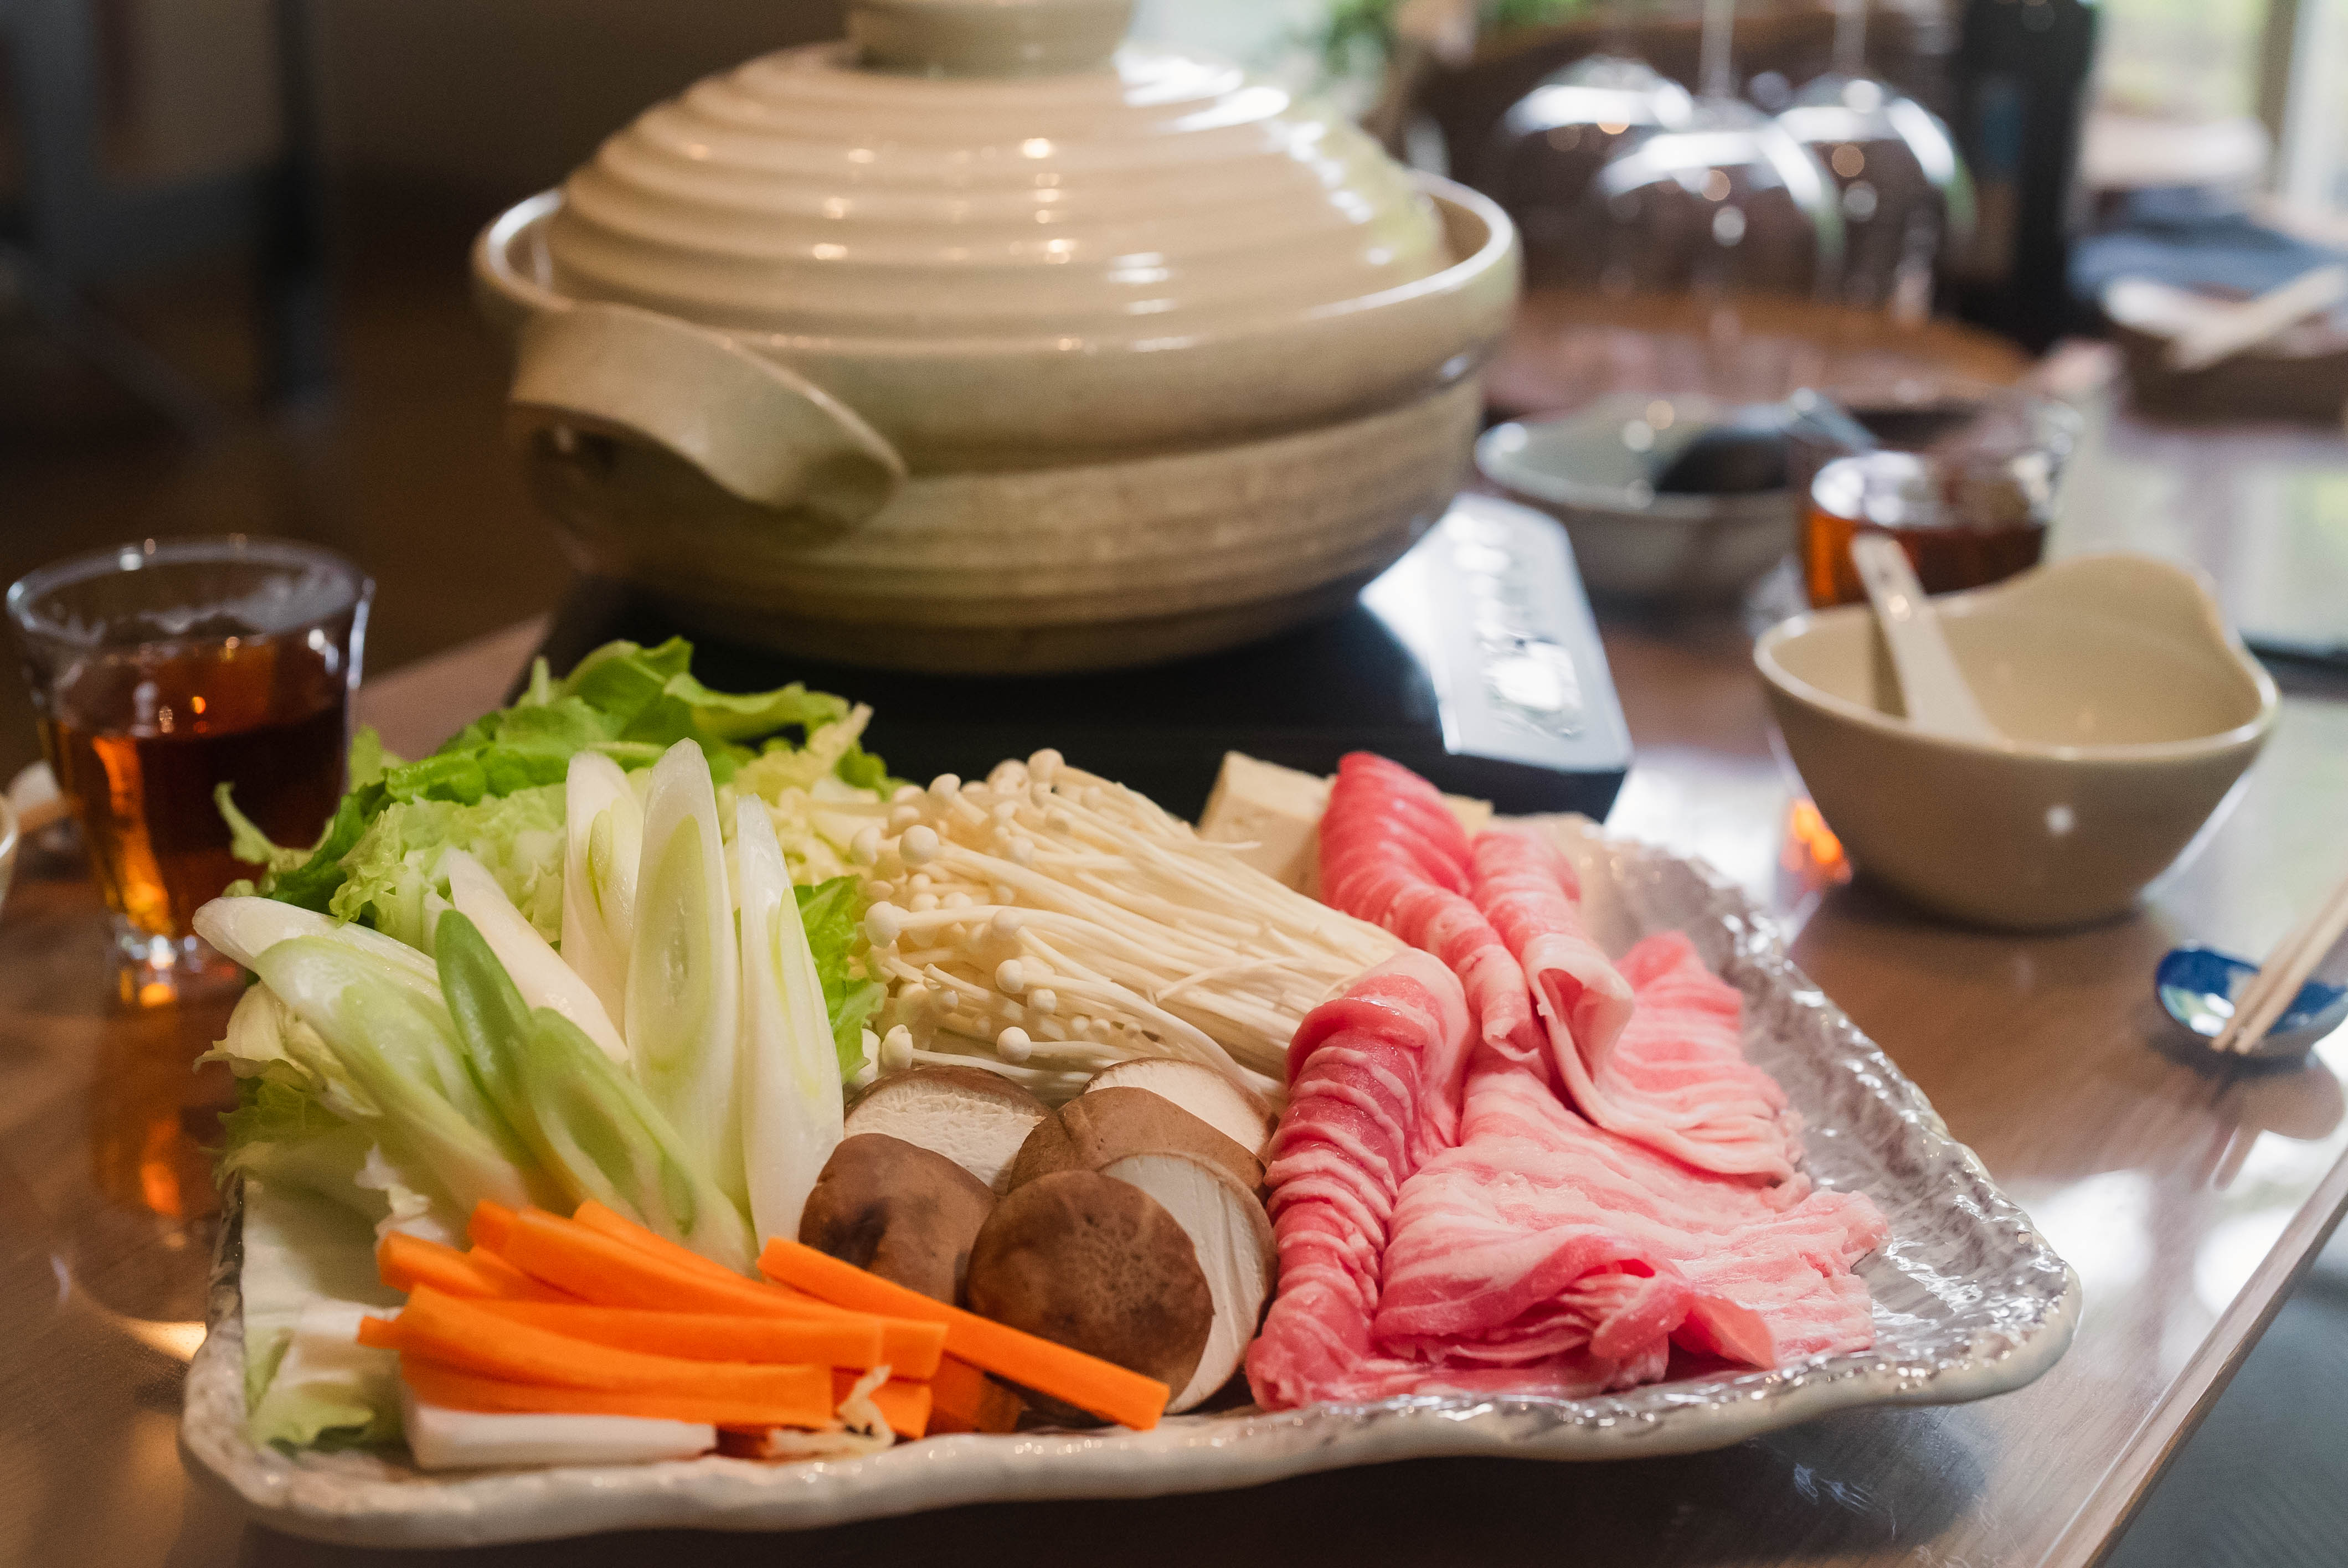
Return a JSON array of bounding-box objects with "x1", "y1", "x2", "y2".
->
[{"x1": 848, "y1": 751, "x2": 1399, "y2": 1101}]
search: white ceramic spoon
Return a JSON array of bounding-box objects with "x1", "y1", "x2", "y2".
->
[{"x1": 1847, "y1": 534, "x2": 2004, "y2": 743}]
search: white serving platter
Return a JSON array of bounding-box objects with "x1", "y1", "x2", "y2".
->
[{"x1": 180, "y1": 825, "x2": 2079, "y2": 1548}]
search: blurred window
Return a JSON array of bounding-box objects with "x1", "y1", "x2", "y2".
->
[
  {"x1": 2277, "y1": 0, "x2": 2347, "y2": 210},
  {"x1": 2079, "y1": 0, "x2": 2346, "y2": 212},
  {"x1": 2095, "y1": 0, "x2": 2269, "y2": 121}
]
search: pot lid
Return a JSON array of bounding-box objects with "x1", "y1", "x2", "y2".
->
[{"x1": 542, "y1": 0, "x2": 1451, "y2": 344}]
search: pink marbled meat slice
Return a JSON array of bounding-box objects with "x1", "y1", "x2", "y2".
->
[
  {"x1": 1374, "y1": 1061, "x2": 1885, "y2": 1384},
  {"x1": 1470, "y1": 827, "x2": 1635, "y2": 1063},
  {"x1": 1245, "y1": 949, "x2": 1472, "y2": 1410},
  {"x1": 1319, "y1": 755, "x2": 1547, "y2": 1141},
  {"x1": 1475, "y1": 829, "x2": 1800, "y2": 1183},
  {"x1": 1318, "y1": 753, "x2": 1475, "y2": 895}
]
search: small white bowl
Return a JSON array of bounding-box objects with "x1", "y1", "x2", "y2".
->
[
  {"x1": 1476, "y1": 394, "x2": 1793, "y2": 602},
  {"x1": 1756, "y1": 553, "x2": 2278, "y2": 930}
]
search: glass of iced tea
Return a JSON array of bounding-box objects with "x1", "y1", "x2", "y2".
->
[
  {"x1": 1799, "y1": 393, "x2": 2080, "y2": 607},
  {"x1": 7, "y1": 538, "x2": 371, "y2": 1003}
]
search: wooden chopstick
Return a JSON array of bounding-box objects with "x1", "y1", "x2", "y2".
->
[
  {"x1": 2215, "y1": 866, "x2": 2348, "y2": 1054},
  {"x1": 2212, "y1": 874, "x2": 2346, "y2": 1053},
  {"x1": 2215, "y1": 906, "x2": 2332, "y2": 1055}
]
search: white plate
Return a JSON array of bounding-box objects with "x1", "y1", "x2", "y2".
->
[{"x1": 180, "y1": 827, "x2": 2079, "y2": 1548}]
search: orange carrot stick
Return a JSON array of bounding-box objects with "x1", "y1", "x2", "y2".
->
[
  {"x1": 751, "y1": 1286, "x2": 944, "y2": 1361},
  {"x1": 759, "y1": 1240, "x2": 1168, "y2": 1432},
  {"x1": 380, "y1": 1287, "x2": 831, "y2": 1411},
  {"x1": 468, "y1": 1301, "x2": 883, "y2": 1370},
  {"x1": 377, "y1": 1232, "x2": 571, "y2": 1303},
  {"x1": 877, "y1": 1382, "x2": 931, "y2": 1441},
  {"x1": 465, "y1": 1245, "x2": 576, "y2": 1302},
  {"x1": 485, "y1": 1211, "x2": 946, "y2": 1376},
  {"x1": 691, "y1": 1291, "x2": 945, "y2": 1379},
  {"x1": 499, "y1": 1209, "x2": 812, "y2": 1317},
  {"x1": 927, "y1": 1354, "x2": 1025, "y2": 1436},
  {"x1": 468, "y1": 1199, "x2": 518, "y2": 1251},
  {"x1": 377, "y1": 1234, "x2": 500, "y2": 1299},
  {"x1": 570, "y1": 1200, "x2": 742, "y2": 1283},
  {"x1": 879, "y1": 1322, "x2": 947, "y2": 1381},
  {"x1": 401, "y1": 1357, "x2": 825, "y2": 1430}
]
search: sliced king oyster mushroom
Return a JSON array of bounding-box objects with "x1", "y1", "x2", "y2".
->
[
  {"x1": 843, "y1": 1064, "x2": 1048, "y2": 1193},
  {"x1": 1006, "y1": 1086, "x2": 1262, "y2": 1193},
  {"x1": 1084, "y1": 1057, "x2": 1274, "y2": 1157},
  {"x1": 797, "y1": 1134, "x2": 996, "y2": 1303},
  {"x1": 964, "y1": 1169, "x2": 1213, "y2": 1404},
  {"x1": 1098, "y1": 1149, "x2": 1276, "y2": 1414}
]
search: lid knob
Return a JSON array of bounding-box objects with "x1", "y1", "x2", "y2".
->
[{"x1": 851, "y1": 0, "x2": 1133, "y2": 76}]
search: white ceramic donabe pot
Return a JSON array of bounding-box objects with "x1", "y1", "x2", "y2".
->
[{"x1": 471, "y1": 0, "x2": 1520, "y2": 672}]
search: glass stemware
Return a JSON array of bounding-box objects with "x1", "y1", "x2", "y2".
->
[
  {"x1": 1479, "y1": 54, "x2": 1695, "y2": 287},
  {"x1": 1582, "y1": 0, "x2": 1844, "y2": 302},
  {"x1": 1776, "y1": 0, "x2": 1973, "y2": 317}
]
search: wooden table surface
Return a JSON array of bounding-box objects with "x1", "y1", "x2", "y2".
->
[{"x1": 3, "y1": 417, "x2": 2347, "y2": 1568}]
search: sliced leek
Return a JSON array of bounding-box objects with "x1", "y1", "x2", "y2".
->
[{"x1": 734, "y1": 797, "x2": 844, "y2": 1246}]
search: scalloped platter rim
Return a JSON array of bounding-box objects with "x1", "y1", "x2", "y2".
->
[{"x1": 179, "y1": 824, "x2": 2080, "y2": 1548}]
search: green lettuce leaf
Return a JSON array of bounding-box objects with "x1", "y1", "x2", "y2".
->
[
  {"x1": 326, "y1": 783, "x2": 567, "y2": 951},
  {"x1": 224, "y1": 777, "x2": 388, "y2": 912},
  {"x1": 220, "y1": 728, "x2": 400, "y2": 889},
  {"x1": 832, "y1": 740, "x2": 892, "y2": 794},
  {"x1": 563, "y1": 639, "x2": 850, "y2": 762},
  {"x1": 796, "y1": 876, "x2": 884, "y2": 1079},
  {"x1": 732, "y1": 703, "x2": 877, "y2": 800},
  {"x1": 347, "y1": 726, "x2": 400, "y2": 789},
  {"x1": 231, "y1": 638, "x2": 883, "y2": 923}
]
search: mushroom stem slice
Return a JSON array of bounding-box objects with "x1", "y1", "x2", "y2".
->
[
  {"x1": 1007, "y1": 1087, "x2": 1263, "y2": 1193},
  {"x1": 1098, "y1": 1151, "x2": 1275, "y2": 1414},
  {"x1": 965, "y1": 1170, "x2": 1212, "y2": 1410},
  {"x1": 843, "y1": 1065, "x2": 1049, "y2": 1193},
  {"x1": 1085, "y1": 1058, "x2": 1274, "y2": 1158},
  {"x1": 799, "y1": 1134, "x2": 997, "y2": 1303}
]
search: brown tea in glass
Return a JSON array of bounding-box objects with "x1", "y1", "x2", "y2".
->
[
  {"x1": 1803, "y1": 451, "x2": 2056, "y2": 605},
  {"x1": 43, "y1": 636, "x2": 350, "y2": 935},
  {"x1": 1795, "y1": 393, "x2": 2079, "y2": 607},
  {"x1": 8, "y1": 538, "x2": 372, "y2": 1002}
]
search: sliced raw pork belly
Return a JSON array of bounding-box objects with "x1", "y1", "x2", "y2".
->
[
  {"x1": 1375, "y1": 1062, "x2": 1883, "y2": 1391},
  {"x1": 1244, "y1": 949, "x2": 1472, "y2": 1410},
  {"x1": 1249, "y1": 754, "x2": 1882, "y2": 1410},
  {"x1": 1319, "y1": 754, "x2": 1547, "y2": 1131},
  {"x1": 1474, "y1": 829, "x2": 1800, "y2": 1183},
  {"x1": 1318, "y1": 753, "x2": 1475, "y2": 904},
  {"x1": 1468, "y1": 828, "x2": 1633, "y2": 1065}
]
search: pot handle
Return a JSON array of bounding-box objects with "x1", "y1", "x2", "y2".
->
[{"x1": 507, "y1": 302, "x2": 905, "y2": 526}]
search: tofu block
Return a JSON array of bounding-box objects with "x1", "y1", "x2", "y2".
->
[{"x1": 1198, "y1": 753, "x2": 1329, "y2": 890}]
